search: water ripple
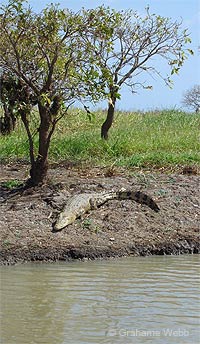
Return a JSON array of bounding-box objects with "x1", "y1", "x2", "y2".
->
[{"x1": 1, "y1": 254, "x2": 199, "y2": 344}]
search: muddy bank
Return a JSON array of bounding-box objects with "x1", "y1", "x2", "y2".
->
[{"x1": 0, "y1": 163, "x2": 199, "y2": 265}]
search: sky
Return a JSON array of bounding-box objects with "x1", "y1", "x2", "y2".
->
[{"x1": 1, "y1": 0, "x2": 200, "y2": 111}]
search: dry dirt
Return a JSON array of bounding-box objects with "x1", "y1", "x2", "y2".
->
[{"x1": 0, "y1": 162, "x2": 199, "y2": 265}]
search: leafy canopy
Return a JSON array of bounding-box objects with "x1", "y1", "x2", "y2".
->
[
  {"x1": 0, "y1": 0, "x2": 115, "y2": 111},
  {"x1": 80, "y1": 6, "x2": 194, "y2": 100}
]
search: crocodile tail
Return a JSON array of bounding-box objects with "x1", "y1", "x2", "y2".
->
[{"x1": 117, "y1": 190, "x2": 160, "y2": 212}]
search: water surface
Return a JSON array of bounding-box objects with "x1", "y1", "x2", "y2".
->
[{"x1": 0, "y1": 255, "x2": 199, "y2": 344}]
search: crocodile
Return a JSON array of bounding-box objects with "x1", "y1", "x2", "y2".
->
[{"x1": 53, "y1": 190, "x2": 160, "y2": 231}]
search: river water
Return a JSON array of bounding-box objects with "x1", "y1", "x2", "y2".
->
[{"x1": 0, "y1": 255, "x2": 199, "y2": 344}]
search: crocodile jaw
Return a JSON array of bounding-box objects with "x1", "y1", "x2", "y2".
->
[{"x1": 53, "y1": 212, "x2": 76, "y2": 231}]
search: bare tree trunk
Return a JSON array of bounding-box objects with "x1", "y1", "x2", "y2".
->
[
  {"x1": 101, "y1": 96, "x2": 116, "y2": 140},
  {"x1": 0, "y1": 104, "x2": 16, "y2": 135},
  {"x1": 28, "y1": 157, "x2": 49, "y2": 186},
  {"x1": 26, "y1": 103, "x2": 51, "y2": 186}
]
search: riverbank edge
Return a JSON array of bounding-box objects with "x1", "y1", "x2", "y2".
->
[{"x1": 1, "y1": 238, "x2": 199, "y2": 265}]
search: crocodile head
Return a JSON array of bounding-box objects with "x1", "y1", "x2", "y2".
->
[{"x1": 52, "y1": 212, "x2": 76, "y2": 231}]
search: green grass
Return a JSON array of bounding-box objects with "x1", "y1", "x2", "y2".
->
[
  {"x1": 1, "y1": 180, "x2": 22, "y2": 189},
  {"x1": 0, "y1": 108, "x2": 199, "y2": 168}
]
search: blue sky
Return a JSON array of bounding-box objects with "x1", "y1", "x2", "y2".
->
[{"x1": 2, "y1": 0, "x2": 199, "y2": 110}]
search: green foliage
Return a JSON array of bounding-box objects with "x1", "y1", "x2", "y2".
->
[
  {"x1": 82, "y1": 6, "x2": 194, "y2": 100},
  {"x1": 0, "y1": 1, "x2": 113, "y2": 109},
  {"x1": 1, "y1": 179, "x2": 22, "y2": 188},
  {"x1": 0, "y1": 0, "x2": 194, "y2": 111}
]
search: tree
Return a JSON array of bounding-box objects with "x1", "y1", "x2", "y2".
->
[
  {"x1": 0, "y1": 1, "x2": 111, "y2": 185},
  {"x1": 0, "y1": 70, "x2": 39, "y2": 134},
  {"x1": 182, "y1": 85, "x2": 200, "y2": 113},
  {"x1": 0, "y1": 74, "x2": 17, "y2": 134},
  {"x1": 82, "y1": 7, "x2": 194, "y2": 139}
]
